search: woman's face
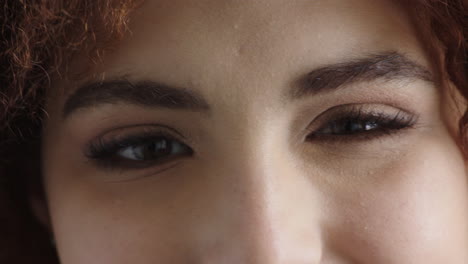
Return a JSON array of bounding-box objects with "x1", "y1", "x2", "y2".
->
[{"x1": 41, "y1": 0, "x2": 468, "y2": 263}]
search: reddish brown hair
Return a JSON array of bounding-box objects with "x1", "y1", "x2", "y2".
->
[
  {"x1": 0, "y1": 1, "x2": 466, "y2": 263},
  {"x1": 1, "y1": 1, "x2": 138, "y2": 263}
]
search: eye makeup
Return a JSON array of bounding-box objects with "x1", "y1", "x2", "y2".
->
[
  {"x1": 306, "y1": 103, "x2": 419, "y2": 143},
  {"x1": 84, "y1": 125, "x2": 194, "y2": 170},
  {"x1": 82, "y1": 103, "x2": 419, "y2": 172}
]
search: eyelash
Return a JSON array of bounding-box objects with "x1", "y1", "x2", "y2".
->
[
  {"x1": 306, "y1": 105, "x2": 417, "y2": 142},
  {"x1": 85, "y1": 106, "x2": 418, "y2": 170},
  {"x1": 85, "y1": 130, "x2": 194, "y2": 170}
]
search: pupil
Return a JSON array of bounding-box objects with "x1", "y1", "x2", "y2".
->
[
  {"x1": 134, "y1": 138, "x2": 172, "y2": 160},
  {"x1": 347, "y1": 121, "x2": 363, "y2": 132},
  {"x1": 340, "y1": 120, "x2": 379, "y2": 134}
]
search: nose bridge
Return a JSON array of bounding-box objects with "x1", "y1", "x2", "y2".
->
[{"x1": 211, "y1": 122, "x2": 323, "y2": 263}]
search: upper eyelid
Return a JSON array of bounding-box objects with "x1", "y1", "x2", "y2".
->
[
  {"x1": 84, "y1": 124, "x2": 188, "y2": 148},
  {"x1": 306, "y1": 104, "x2": 400, "y2": 129},
  {"x1": 91, "y1": 123, "x2": 188, "y2": 141}
]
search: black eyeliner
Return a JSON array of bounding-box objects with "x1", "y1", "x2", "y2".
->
[
  {"x1": 307, "y1": 105, "x2": 418, "y2": 142},
  {"x1": 85, "y1": 130, "x2": 193, "y2": 170}
]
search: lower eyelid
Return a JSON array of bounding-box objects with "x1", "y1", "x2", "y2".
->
[
  {"x1": 100, "y1": 161, "x2": 185, "y2": 183},
  {"x1": 91, "y1": 152, "x2": 186, "y2": 171},
  {"x1": 306, "y1": 116, "x2": 418, "y2": 143}
]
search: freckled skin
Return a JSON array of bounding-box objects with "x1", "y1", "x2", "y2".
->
[{"x1": 41, "y1": 0, "x2": 468, "y2": 263}]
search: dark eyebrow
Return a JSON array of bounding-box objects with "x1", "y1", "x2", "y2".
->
[
  {"x1": 289, "y1": 51, "x2": 433, "y2": 100},
  {"x1": 63, "y1": 51, "x2": 433, "y2": 118},
  {"x1": 63, "y1": 80, "x2": 211, "y2": 118}
]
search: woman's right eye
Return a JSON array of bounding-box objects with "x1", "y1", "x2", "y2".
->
[
  {"x1": 117, "y1": 137, "x2": 191, "y2": 161},
  {"x1": 86, "y1": 131, "x2": 194, "y2": 170}
]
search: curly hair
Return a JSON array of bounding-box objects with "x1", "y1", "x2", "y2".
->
[
  {"x1": 1, "y1": 1, "x2": 138, "y2": 263},
  {"x1": 0, "y1": 0, "x2": 466, "y2": 263}
]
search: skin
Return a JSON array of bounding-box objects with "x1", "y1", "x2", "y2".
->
[{"x1": 40, "y1": 0, "x2": 468, "y2": 263}]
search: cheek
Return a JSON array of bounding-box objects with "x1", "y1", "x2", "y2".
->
[
  {"x1": 328, "y1": 133, "x2": 468, "y2": 262},
  {"x1": 44, "y1": 167, "x2": 196, "y2": 264}
]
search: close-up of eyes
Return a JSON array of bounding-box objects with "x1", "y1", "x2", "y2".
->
[
  {"x1": 84, "y1": 104, "x2": 419, "y2": 171},
  {"x1": 3, "y1": 0, "x2": 468, "y2": 263}
]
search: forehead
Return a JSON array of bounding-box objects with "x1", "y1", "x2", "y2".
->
[{"x1": 71, "y1": 0, "x2": 427, "y2": 102}]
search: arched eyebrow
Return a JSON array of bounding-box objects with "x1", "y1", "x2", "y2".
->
[
  {"x1": 289, "y1": 51, "x2": 433, "y2": 100},
  {"x1": 62, "y1": 51, "x2": 433, "y2": 119},
  {"x1": 62, "y1": 80, "x2": 211, "y2": 118}
]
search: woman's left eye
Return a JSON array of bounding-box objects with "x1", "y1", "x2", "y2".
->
[
  {"x1": 306, "y1": 105, "x2": 418, "y2": 141},
  {"x1": 313, "y1": 115, "x2": 401, "y2": 136}
]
